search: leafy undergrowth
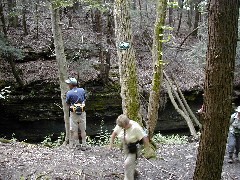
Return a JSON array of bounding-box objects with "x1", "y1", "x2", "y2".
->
[{"x1": 0, "y1": 140, "x2": 240, "y2": 180}]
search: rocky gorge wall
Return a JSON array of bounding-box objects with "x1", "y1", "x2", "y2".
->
[{"x1": 0, "y1": 79, "x2": 206, "y2": 142}]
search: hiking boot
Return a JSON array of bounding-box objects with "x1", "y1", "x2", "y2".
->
[
  {"x1": 76, "y1": 144, "x2": 90, "y2": 151},
  {"x1": 134, "y1": 170, "x2": 140, "y2": 179},
  {"x1": 228, "y1": 157, "x2": 234, "y2": 163},
  {"x1": 235, "y1": 154, "x2": 239, "y2": 162}
]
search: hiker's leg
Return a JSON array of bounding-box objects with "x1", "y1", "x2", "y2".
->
[
  {"x1": 228, "y1": 132, "x2": 236, "y2": 162},
  {"x1": 70, "y1": 112, "x2": 79, "y2": 147},
  {"x1": 235, "y1": 135, "x2": 240, "y2": 158},
  {"x1": 124, "y1": 153, "x2": 136, "y2": 180},
  {"x1": 79, "y1": 112, "x2": 87, "y2": 145}
]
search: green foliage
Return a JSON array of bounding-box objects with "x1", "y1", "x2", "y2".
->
[
  {"x1": 41, "y1": 132, "x2": 65, "y2": 148},
  {"x1": 87, "y1": 120, "x2": 113, "y2": 146},
  {"x1": 11, "y1": 133, "x2": 18, "y2": 143},
  {"x1": 51, "y1": 0, "x2": 74, "y2": 9},
  {"x1": 0, "y1": 33, "x2": 23, "y2": 60},
  {"x1": 167, "y1": 1, "x2": 179, "y2": 8},
  {"x1": 153, "y1": 133, "x2": 188, "y2": 145},
  {"x1": 0, "y1": 86, "x2": 11, "y2": 99}
]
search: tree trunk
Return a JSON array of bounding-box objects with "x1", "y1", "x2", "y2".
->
[
  {"x1": 22, "y1": 0, "x2": 28, "y2": 35},
  {"x1": 50, "y1": 4, "x2": 70, "y2": 145},
  {"x1": 192, "y1": 4, "x2": 200, "y2": 37},
  {"x1": 0, "y1": 1, "x2": 7, "y2": 36},
  {"x1": 165, "y1": 80, "x2": 197, "y2": 138},
  {"x1": 8, "y1": 0, "x2": 18, "y2": 28},
  {"x1": 176, "y1": 0, "x2": 183, "y2": 34},
  {"x1": 66, "y1": 7, "x2": 73, "y2": 29},
  {"x1": 176, "y1": 11, "x2": 182, "y2": 34},
  {"x1": 106, "y1": 9, "x2": 114, "y2": 45},
  {"x1": 8, "y1": 55, "x2": 24, "y2": 87},
  {"x1": 168, "y1": 0, "x2": 173, "y2": 26},
  {"x1": 138, "y1": 0, "x2": 143, "y2": 29},
  {"x1": 146, "y1": 0, "x2": 167, "y2": 138},
  {"x1": 114, "y1": 0, "x2": 142, "y2": 124},
  {"x1": 193, "y1": 0, "x2": 239, "y2": 179},
  {"x1": 187, "y1": 3, "x2": 193, "y2": 31},
  {"x1": 35, "y1": 0, "x2": 39, "y2": 39}
]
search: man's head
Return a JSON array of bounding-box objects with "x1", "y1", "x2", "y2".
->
[
  {"x1": 65, "y1": 77, "x2": 78, "y2": 89},
  {"x1": 116, "y1": 114, "x2": 130, "y2": 129}
]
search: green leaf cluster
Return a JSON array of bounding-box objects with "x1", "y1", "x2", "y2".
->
[
  {"x1": 41, "y1": 132, "x2": 65, "y2": 148},
  {"x1": 51, "y1": 0, "x2": 74, "y2": 9},
  {"x1": 153, "y1": 133, "x2": 188, "y2": 145}
]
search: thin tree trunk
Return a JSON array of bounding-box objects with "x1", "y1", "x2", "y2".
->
[
  {"x1": 22, "y1": 0, "x2": 28, "y2": 35},
  {"x1": 176, "y1": 0, "x2": 183, "y2": 34},
  {"x1": 145, "y1": 0, "x2": 149, "y2": 19},
  {"x1": 176, "y1": 10, "x2": 182, "y2": 34},
  {"x1": 138, "y1": 0, "x2": 143, "y2": 29},
  {"x1": 106, "y1": 9, "x2": 114, "y2": 45},
  {"x1": 0, "y1": 1, "x2": 7, "y2": 36},
  {"x1": 50, "y1": 4, "x2": 70, "y2": 145},
  {"x1": 147, "y1": 0, "x2": 167, "y2": 139},
  {"x1": 192, "y1": 4, "x2": 200, "y2": 37},
  {"x1": 168, "y1": 0, "x2": 173, "y2": 26},
  {"x1": 172, "y1": 76, "x2": 202, "y2": 128},
  {"x1": 114, "y1": 0, "x2": 142, "y2": 124},
  {"x1": 8, "y1": 55, "x2": 24, "y2": 87},
  {"x1": 165, "y1": 80, "x2": 197, "y2": 138},
  {"x1": 193, "y1": 0, "x2": 239, "y2": 179},
  {"x1": 67, "y1": 7, "x2": 73, "y2": 28},
  {"x1": 35, "y1": 0, "x2": 39, "y2": 39}
]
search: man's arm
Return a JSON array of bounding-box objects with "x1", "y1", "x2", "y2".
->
[
  {"x1": 230, "y1": 114, "x2": 236, "y2": 125},
  {"x1": 109, "y1": 132, "x2": 117, "y2": 148},
  {"x1": 142, "y1": 136, "x2": 150, "y2": 148}
]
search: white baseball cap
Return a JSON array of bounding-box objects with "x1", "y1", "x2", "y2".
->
[{"x1": 65, "y1": 77, "x2": 77, "y2": 85}]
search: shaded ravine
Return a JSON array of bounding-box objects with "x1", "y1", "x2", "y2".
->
[{"x1": 1, "y1": 80, "x2": 238, "y2": 142}]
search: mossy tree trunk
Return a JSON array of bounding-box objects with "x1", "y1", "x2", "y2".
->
[
  {"x1": 147, "y1": 0, "x2": 167, "y2": 138},
  {"x1": 50, "y1": 3, "x2": 70, "y2": 145},
  {"x1": 193, "y1": 0, "x2": 239, "y2": 179},
  {"x1": 114, "y1": 0, "x2": 142, "y2": 124}
]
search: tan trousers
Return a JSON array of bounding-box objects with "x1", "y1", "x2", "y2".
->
[
  {"x1": 69, "y1": 112, "x2": 86, "y2": 147},
  {"x1": 124, "y1": 153, "x2": 137, "y2": 180}
]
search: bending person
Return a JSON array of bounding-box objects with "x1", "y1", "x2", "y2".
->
[{"x1": 110, "y1": 114, "x2": 149, "y2": 180}]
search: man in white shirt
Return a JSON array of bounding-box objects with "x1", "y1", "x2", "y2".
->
[{"x1": 110, "y1": 114, "x2": 149, "y2": 180}]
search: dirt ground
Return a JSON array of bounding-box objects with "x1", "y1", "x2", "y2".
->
[{"x1": 0, "y1": 141, "x2": 240, "y2": 180}]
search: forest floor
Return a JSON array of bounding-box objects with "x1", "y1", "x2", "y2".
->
[{"x1": 0, "y1": 141, "x2": 240, "y2": 180}]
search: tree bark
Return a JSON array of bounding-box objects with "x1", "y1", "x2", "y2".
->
[
  {"x1": 168, "y1": 0, "x2": 173, "y2": 26},
  {"x1": 50, "y1": 4, "x2": 70, "y2": 145},
  {"x1": 0, "y1": 1, "x2": 7, "y2": 36},
  {"x1": 114, "y1": 0, "x2": 142, "y2": 124},
  {"x1": 8, "y1": 55, "x2": 24, "y2": 87},
  {"x1": 22, "y1": 0, "x2": 28, "y2": 35},
  {"x1": 176, "y1": 0, "x2": 183, "y2": 34},
  {"x1": 164, "y1": 73, "x2": 198, "y2": 138},
  {"x1": 8, "y1": 0, "x2": 18, "y2": 28},
  {"x1": 193, "y1": 0, "x2": 239, "y2": 179},
  {"x1": 192, "y1": 4, "x2": 200, "y2": 37},
  {"x1": 146, "y1": 0, "x2": 167, "y2": 138}
]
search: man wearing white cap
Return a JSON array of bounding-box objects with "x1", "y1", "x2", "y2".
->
[
  {"x1": 65, "y1": 77, "x2": 87, "y2": 148},
  {"x1": 227, "y1": 106, "x2": 240, "y2": 163}
]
